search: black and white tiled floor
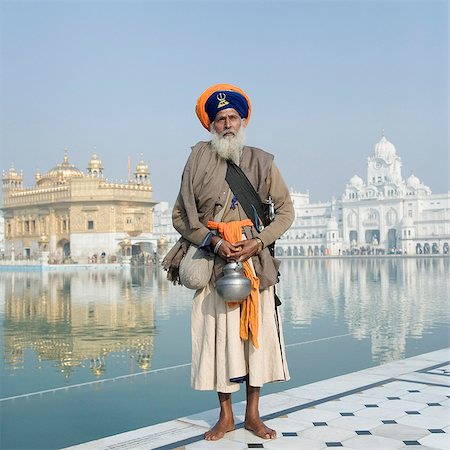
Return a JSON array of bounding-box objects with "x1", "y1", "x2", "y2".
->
[{"x1": 66, "y1": 349, "x2": 450, "y2": 450}]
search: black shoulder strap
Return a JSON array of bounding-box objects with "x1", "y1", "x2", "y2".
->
[
  {"x1": 225, "y1": 160, "x2": 280, "y2": 305},
  {"x1": 225, "y1": 161, "x2": 266, "y2": 231}
]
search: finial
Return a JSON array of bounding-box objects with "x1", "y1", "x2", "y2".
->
[
  {"x1": 381, "y1": 128, "x2": 385, "y2": 137},
  {"x1": 63, "y1": 147, "x2": 69, "y2": 163},
  {"x1": 140, "y1": 152, "x2": 144, "y2": 160}
]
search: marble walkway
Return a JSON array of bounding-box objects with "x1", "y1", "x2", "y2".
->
[{"x1": 66, "y1": 348, "x2": 450, "y2": 450}]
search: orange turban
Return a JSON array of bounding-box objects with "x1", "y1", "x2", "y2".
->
[{"x1": 195, "y1": 83, "x2": 252, "y2": 131}]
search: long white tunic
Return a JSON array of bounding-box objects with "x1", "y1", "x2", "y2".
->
[{"x1": 191, "y1": 250, "x2": 290, "y2": 392}]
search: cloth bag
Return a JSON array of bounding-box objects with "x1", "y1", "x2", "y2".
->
[
  {"x1": 179, "y1": 244, "x2": 214, "y2": 290},
  {"x1": 178, "y1": 193, "x2": 229, "y2": 290}
]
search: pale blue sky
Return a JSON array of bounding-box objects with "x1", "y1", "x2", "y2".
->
[{"x1": 0, "y1": 0, "x2": 448, "y2": 204}]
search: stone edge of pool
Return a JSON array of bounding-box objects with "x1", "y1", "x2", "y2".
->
[{"x1": 63, "y1": 347, "x2": 450, "y2": 450}]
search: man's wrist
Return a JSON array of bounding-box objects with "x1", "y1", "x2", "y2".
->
[
  {"x1": 254, "y1": 237, "x2": 264, "y2": 254},
  {"x1": 210, "y1": 235, "x2": 221, "y2": 250}
]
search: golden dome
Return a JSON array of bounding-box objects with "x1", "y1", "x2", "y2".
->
[
  {"x1": 134, "y1": 158, "x2": 149, "y2": 176},
  {"x1": 87, "y1": 153, "x2": 103, "y2": 172},
  {"x1": 37, "y1": 150, "x2": 84, "y2": 187},
  {"x1": 157, "y1": 235, "x2": 168, "y2": 246},
  {"x1": 3, "y1": 164, "x2": 23, "y2": 181}
]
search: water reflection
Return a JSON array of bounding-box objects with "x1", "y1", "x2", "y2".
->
[
  {"x1": 1, "y1": 268, "x2": 156, "y2": 378},
  {"x1": 1, "y1": 258, "x2": 449, "y2": 382},
  {"x1": 279, "y1": 257, "x2": 450, "y2": 363}
]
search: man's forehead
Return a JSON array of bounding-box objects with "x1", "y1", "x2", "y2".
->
[{"x1": 214, "y1": 108, "x2": 240, "y2": 120}]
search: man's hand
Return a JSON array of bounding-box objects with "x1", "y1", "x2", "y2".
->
[
  {"x1": 210, "y1": 236, "x2": 241, "y2": 261},
  {"x1": 231, "y1": 238, "x2": 259, "y2": 263}
]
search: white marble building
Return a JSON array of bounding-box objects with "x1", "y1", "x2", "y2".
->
[
  {"x1": 277, "y1": 134, "x2": 450, "y2": 256},
  {"x1": 152, "y1": 134, "x2": 450, "y2": 257}
]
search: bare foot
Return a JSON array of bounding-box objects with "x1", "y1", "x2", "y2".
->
[
  {"x1": 245, "y1": 417, "x2": 276, "y2": 439},
  {"x1": 204, "y1": 416, "x2": 235, "y2": 441}
]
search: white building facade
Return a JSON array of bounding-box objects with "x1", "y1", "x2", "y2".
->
[{"x1": 277, "y1": 134, "x2": 450, "y2": 256}]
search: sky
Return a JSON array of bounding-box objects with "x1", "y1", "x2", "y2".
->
[{"x1": 0, "y1": 0, "x2": 448, "y2": 205}]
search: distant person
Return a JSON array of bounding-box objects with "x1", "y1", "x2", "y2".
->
[{"x1": 164, "y1": 84, "x2": 294, "y2": 441}]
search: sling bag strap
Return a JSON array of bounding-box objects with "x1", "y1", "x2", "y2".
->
[
  {"x1": 225, "y1": 160, "x2": 269, "y2": 231},
  {"x1": 225, "y1": 160, "x2": 282, "y2": 307}
]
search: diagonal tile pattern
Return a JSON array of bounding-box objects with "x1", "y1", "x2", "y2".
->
[{"x1": 64, "y1": 348, "x2": 450, "y2": 450}]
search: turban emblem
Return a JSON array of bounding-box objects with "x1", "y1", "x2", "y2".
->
[{"x1": 216, "y1": 93, "x2": 229, "y2": 109}]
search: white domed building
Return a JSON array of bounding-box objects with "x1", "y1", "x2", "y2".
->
[{"x1": 275, "y1": 133, "x2": 449, "y2": 256}]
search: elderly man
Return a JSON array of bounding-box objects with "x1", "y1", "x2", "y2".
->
[{"x1": 165, "y1": 83, "x2": 294, "y2": 441}]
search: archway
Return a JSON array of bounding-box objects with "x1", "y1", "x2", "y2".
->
[
  {"x1": 57, "y1": 239, "x2": 70, "y2": 259},
  {"x1": 349, "y1": 230, "x2": 358, "y2": 246},
  {"x1": 387, "y1": 229, "x2": 397, "y2": 250},
  {"x1": 365, "y1": 230, "x2": 380, "y2": 245}
]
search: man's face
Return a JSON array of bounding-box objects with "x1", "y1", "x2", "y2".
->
[{"x1": 212, "y1": 108, "x2": 243, "y2": 138}]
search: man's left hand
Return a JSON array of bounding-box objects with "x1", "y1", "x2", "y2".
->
[{"x1": 232, "y1": 238, "x2": 259, "y2": 263}]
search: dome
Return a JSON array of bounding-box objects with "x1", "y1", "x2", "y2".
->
[
  {"x1": 374, "y1": 135, "x2": 396, "y2": 161},
  {"x1": 135, "y1": 159, "x2": 149, "y2": 175},
  {"x1": 407, "y1": 174, "x2": 420, "y2": 188},
  {"x1": 157, "y1": 235, "x2": 168, "y2": 246},
  {"x1": 87, "y1": 153, "x2": 103, "y2": 172},
  {"x1": 349, "y1": 174, "x2": 364, "y2": 188},
  {"x1": 400, "y1": 216, "x2": 414, "y2": 227},
  {"x1": 37, "y1": 151, "x2": 84, "y2": 186},
  {"x1": 3, "y1": 164, "x2": 22, "y2": 181}
]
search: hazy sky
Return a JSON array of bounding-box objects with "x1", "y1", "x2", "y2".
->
[{"x1": 0, "y1": 0, "x2": 448, "y2": 205}]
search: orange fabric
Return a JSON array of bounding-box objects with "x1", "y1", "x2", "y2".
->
[
  {"x1": 196, "y1": 83, "x2": 252, "y2": 131},
  {"x1": 208, "y1": 219, "x2": 260, "y2": 348}
]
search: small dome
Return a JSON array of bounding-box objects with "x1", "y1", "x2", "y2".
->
[
  {"x1": 87, "y1": 153, "x2": 103, "y2": 171},
  {"x1": 374, "y1": 135, "x2": 396, "y2": 161},
  {"x1": 407, "y1": 174, "x2": 420, "y2": 188},
  {"x1": 3, "y1": 164, "x2": 22, "y2": 181},
  {"x1": 400, "y1": 216, "x2": 414, "y2": 227},
  {"x1": 157, "y1": 235, "x2": 168, "y2": 246},
  {"x1": 349, "y1": 174, "x2": 364, "y2": 188},
  {"x1": 135, "y1": 159, "x2": 149, "y2": 175}
]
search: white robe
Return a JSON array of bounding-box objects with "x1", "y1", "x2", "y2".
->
[{"x1": 191, "y1": 258, "x2": 290, "y2": 393}]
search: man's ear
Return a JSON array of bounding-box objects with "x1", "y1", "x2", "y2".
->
[{"x1": 242, "y1": 119, "x2": 247, "y2": 127}]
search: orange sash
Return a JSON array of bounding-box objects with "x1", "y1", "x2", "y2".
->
[{"x1": 208, "y1": 219, "x2": 260, "y2": 348}]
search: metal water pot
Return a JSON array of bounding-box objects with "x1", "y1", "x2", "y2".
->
[{"x1": 216, "y1": 261, "x2": 251, "y2": 302}]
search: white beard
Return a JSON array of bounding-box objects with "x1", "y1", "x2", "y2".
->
[{"x1": 210, "y1": 122, "x2": 246, "y2": 165}]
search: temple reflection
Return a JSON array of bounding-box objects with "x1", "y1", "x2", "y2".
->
[
  {"x1": 1, "y1": 268, "x2": 156, "y2": 378},
  {"x1": 1, "y1": 258, "x2": 448, "y2": 378},
  {"x1": 278, "y1": 257, "x2": 449, "y2": 363}
]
